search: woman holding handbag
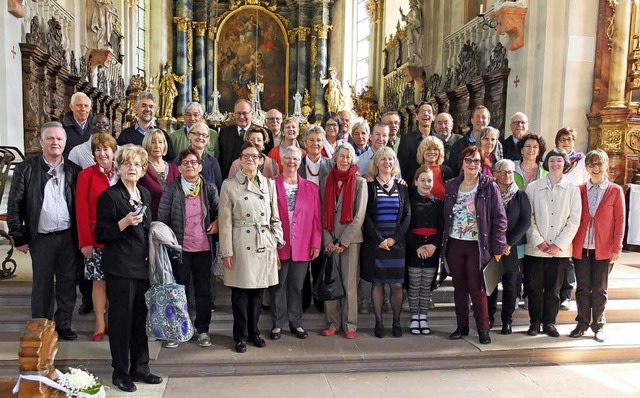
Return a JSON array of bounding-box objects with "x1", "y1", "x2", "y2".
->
[
  {"x1": 95, "y1": 144, "x2": 162, "y2": 393},
  {"x1": 269, "y1": 146, "x2": 321, "y2": 340},
  {"x1": 158, "y1": 148, "x2": 219, "y2": 349}
]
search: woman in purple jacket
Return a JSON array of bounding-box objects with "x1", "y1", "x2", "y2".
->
[
  {"x1": 442, "y1": 146, "x2": 507, "y2": 344},
  {"x1": 269, "y1": 146, "x2": 322, "y2": 340}
]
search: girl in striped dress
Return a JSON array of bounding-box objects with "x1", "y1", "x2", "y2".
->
[{"x1": 361, "y1": 147, "x2": 411, "y2": 338}]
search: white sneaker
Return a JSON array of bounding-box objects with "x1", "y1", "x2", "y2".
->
[
  {"x1": 198, "y1": 333, "x2": 212, "y2": 347},
  {"x1": 409, "y1": 318, "x2": 420, "y2": 335},
  {"x1": 560, "y1": 299, "x2": 571, "y2": 310},
  {"x1": 165, "y1": 341, "x2": 179, "y2": 349},
  {"x1": 419, "y1": 314, "x2": 431, "y2": 335}
]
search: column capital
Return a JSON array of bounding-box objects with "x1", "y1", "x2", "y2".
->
[
  {"x1": 173, "y1": 17, "x2": 191, "y2": 33},
  {"x1": 192, "y1": 21, "x2": 207, "y2": 37},
  {"x1": 365, "y1": 0, "x2": 382, "y2": 22},
  {"x1": 207, "y1": 24, "x2": 217, "y2": 41},
  {"x1": 298, "y1": 27, "x2": 311, "y2": 41},
  {"x1": 288, "y1": 28, "x2": 298, "y2": 43},
  {"x1": 313, "y1": 24, "x2": 332, "y2": 39}
]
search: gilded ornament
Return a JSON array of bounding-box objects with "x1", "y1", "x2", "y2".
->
[
  {"x1": 313, "y1": 24, "x2": 332, "y2": 39},
  {"x1": 601, "y1": 129, "x2": 623, "y2": 150},
  {"x1": 627, "y1": 129, "x2": 640, "y2": 151},
  {"x1": 288, "y1": 28, "x2": 298, "y2": 43},
  {"x1": 207, "y1": 24, "x2": 217, "y2": 40},
  {"x1": 365, "y1": 0, "x2": 381, "y2": 22},
  {"x1": 311, "y1": 35, "x2": 318, "y2": 70},
  {"x1": 301, "y1": 89, "x2": 312, "y2": 118},
  {"x1": 298, "y1": 26, "x2": 311, "y2": 41},
  {"x1": 173, "y1": 17, "x2": 191, "y2": 33},
  {"x1": 193, "y1": 21, "x2": 207, "y2": 37}
]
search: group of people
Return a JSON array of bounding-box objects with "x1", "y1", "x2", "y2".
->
[{"x1": 7, "y1": 92, "x2": 625, "y2": 393}]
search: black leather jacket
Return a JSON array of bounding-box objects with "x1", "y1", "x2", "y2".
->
[{"x1": 7, "y1": 156, "x2": 80, "y2": 247}]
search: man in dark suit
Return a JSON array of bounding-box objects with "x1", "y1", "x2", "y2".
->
[
  {"x1": 8, "y1": 121, "x2": 81, "y2": 340},
  {"x1": 502, "y1": 112, "x2": 529, "y2": 161},
  {"x1": 397, "y1": 101, "x2": 441, "y2": 182},
  {"x1": 117, "y1": 92, "x2": 175, "y2": 162},
  {"x1": 219, "y1": 99, "x2": 257, "y2": 178},
  {"x1": 62, "y1": 92, "x2": 92, "y2": 156}
]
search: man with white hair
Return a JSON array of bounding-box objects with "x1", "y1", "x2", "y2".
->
[
  {"x1": 265, "y1": 109, "x2": 284, "y2": 147},
  {"x1": 62, "y1": 92, "x2": 93, "y2": 156},
  {"x1": 8, "y1": 122, "x2": 82, "y2": 340},
  {"x1": 381, "y1": 111, "x2": 402, "y2": 153},
  {"x1": 502, "y1": 112, "x2": 529, "y2": 161},
  {"x1": 170, "y1": 102, "x2": 219, "y2": 158},
  {"x1": 435, "y1": 112, "x2": 463, "y2": 163}
]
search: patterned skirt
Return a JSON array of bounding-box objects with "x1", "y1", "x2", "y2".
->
[{"x1": 84, "y1": 247, "x2": 105, "y2": 281}]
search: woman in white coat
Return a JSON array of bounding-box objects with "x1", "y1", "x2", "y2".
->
[{"x1": 219, "y1": 142, "x2": 285, "y2": 353}]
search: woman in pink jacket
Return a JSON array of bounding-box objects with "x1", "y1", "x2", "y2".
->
[
  {"x1": 570, "y1": 150, "x2": 625, "y2": 343},
  {"x1": 269, "y1": 146, "x2": 322, "y2": 340}
]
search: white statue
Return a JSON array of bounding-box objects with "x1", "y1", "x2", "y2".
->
[
  {"x1": 400, "y1": 0, "x2": 423, "y2": 64},
  {"x1": 293, "y1": 92, "x2": 303, "y2": 117},
  {"x1": 90, "y1": 0, "x2": 117, "y2": 49}
]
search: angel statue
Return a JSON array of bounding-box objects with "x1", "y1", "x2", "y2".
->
[
  {"x1": 400, "y1": 0, "x2": 423, "y2": 64},
  {"x1": 320, "y1": 67, "x2": 345, "y2": 114},
  {"x1": 157, "y1": 61, "x2": 186, "y2": 119}
]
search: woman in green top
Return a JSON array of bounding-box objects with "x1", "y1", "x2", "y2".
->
[{"x1": 514, "y1": 133, "x2": 547, "y2": 190}]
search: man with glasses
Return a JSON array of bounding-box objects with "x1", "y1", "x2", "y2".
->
[
  {"x1": 170, "y1": 102, "x2": 219, "y2": 158},
  {"x1": 448, "y1": 105, "x2": 503, "y2": 174},
  {"x1": 398, "y1": 101, "x2": 439, "y2": 182},
  {"x1": 8, "y1": 122, "x2": 82, "y2": 341},
  {"x1": 503, "y1": 112, "x2": 529, "y2": 161},
  {"x1": 219, "y1": 99, "x2": 258, "y2": 178},
  {"x1": 265, "y1": 109, "x2": 284, "y2": 147},
  {"x1": 338, "y1": 110, "x2": 353, "y2": 144},
  {"x1": 118, "y1": 92, "x2": 175, "y2": 162},
  {"x1": 435, "y1": 112, "x2": 463, "y2": 163}
]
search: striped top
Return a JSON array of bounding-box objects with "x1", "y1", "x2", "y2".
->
[{"x1": 376, "y1": 184, "x2": 400, "y2": 239}]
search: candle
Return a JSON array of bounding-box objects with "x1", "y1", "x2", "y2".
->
[{"x1": 479, "y1": 4, "x2": 484, "y2": 14}]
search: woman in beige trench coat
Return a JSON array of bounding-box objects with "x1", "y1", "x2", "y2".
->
[{"x1": 219, "y1": 142, "x2": 284, "y2": 353}]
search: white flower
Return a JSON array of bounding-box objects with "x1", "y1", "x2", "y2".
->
[{"x1": 57, "y1": 367, "x2": 100, "y2": 395}]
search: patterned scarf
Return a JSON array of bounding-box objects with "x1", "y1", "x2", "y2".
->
[
  {"x1": 181, "y1": 176, "x2": 201, "y2": 197},
  {"x1": 482, "y1": 154, "x2": 493, "y2": 177},
  {"x1": 500, "y1": 181, "x2": 519, "y2": 207}
]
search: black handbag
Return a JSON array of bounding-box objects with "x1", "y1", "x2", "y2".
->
[{"x1": 312, "y1": 251, "x2": 345, "y2": 301}]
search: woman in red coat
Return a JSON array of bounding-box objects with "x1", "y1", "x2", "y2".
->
[
  {"x1": 75, "y1": 133, "x2": 119, "y2": 341},
  {"x1": 570, "y1": 150, "x2": 625, "y2": 343}
]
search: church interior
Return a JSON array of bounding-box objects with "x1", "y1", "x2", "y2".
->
[{"x1": 1, "y1": 0, "x2": 640, "y2": 396}]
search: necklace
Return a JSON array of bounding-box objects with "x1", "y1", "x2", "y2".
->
[
  {"x1": 306, "y1": 165, "x2": 319, "y2": 176},
  {"x1": 377, "y1": 175, "x2": 392, "y2": 189},
  {"x1": 461, "y1": 178, "x2": 478, "y2": 190},
  {"x1": 521, "y1": 162, "x2": 537, "y2": 173}
]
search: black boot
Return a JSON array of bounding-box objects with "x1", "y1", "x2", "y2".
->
[
  {"x1": 449, "y1": 326, "x2": 470, "y2": 340},
  {"x1": 478, "y1": 329, "x2": 491, "y2": 344}
]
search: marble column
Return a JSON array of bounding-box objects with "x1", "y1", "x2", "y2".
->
[
  {"x1": 314, "y1": 24, "x2": 331, "y2": 116},
  {"x1": 173, "y1": 16, "x2": 191, "y2": 118},
  {"x1": 288, "y1": 28, "x2": 299, "y2": 115},
  {"x1": 607, "y1": 0, "x2": 632, "y2": 108},
  {"x1": 193, "y1": 21, "x2": 207, "y2": 110},
  {"x1": 297, "y1": 26, "x2": 311, "y2": 109}
]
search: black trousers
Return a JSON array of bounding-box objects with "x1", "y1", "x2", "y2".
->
[
  {"x1": 303, "y1": 251, "x2": 325, "y2": 311},
  {"x1": 231, "y1": 287, "x2": 263, "y2": 343},
  {"x1": 77, "y1": 253, "x2": 93, "y2": 304},
  {"x1": 488, "y1": 271, "x2": 519, "y2": 325},
  {"x1": 172, "y1": 250, "x2": 212, "y2": 334},
  {"x1": 560, "y1": 258, "x2": 576, "y2": 302},
  {"x1": 573, "y1": 250, "x2": 611, "y2": 331},
  {"x1": 524, "y1": 256, "x2": 568, "y2": 326},
  {"x1": 106, "y1": 274, "x2": 151, "y2": 383},
  {"x1": 30, "y1": 230, "x2": 77, "y2": 329}
]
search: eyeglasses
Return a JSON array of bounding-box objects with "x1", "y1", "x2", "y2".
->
[
  {"x1": 184, "y1": 112, "x2": 201, "y2": 118},
  {"x1": 242, "y1": 153, "x2": 260, "y2": 160},
  {"x1": 495, "y1": 170, "x2": 514, "y2": 176},
  {"x1": 558, "y1": 137, "x2": 574, "y2": 143},
  {"x1": 463, "y1": 157, "x2": 482, "y2": 166},
  {"x1": 325, "y1": 123, "x2": 339, "y2": 128},
  {"x1": 235, "y1": 111, "x2": 251, "y2": 117},
  {"x1": 190, "y1": 132, "x2": 209, "y2": 138},
  {"x1": 181, "y1": 160, "x2": 201, "y2": 167},
  {"x1": 587, "y1": 162, "x2": 604, "y2": 168},
  {"x1": 417, "y1": 109, "x2": 432, "y2": 115},
  {"x1": 122, "y1": 162, "x2": 143, "y2": 169},
  {"x1": 266, "y1": 117, "x2": 282, "y2": 122},
  {"x1": 283, "y1": 156, "x2": 300, "y2": 162},
  {"x1": 511, "y1": 120, "x2": 527, "y2": 125}
]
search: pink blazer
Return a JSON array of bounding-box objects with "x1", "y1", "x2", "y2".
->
[{"x1": 275, "y1": 175, "x2": 322, "y2": 261}]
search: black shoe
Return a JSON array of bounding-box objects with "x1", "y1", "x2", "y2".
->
[
  {"x1": 131, "y1": 373, "x2": 163, "y2": 384},
  {"x1": 569, "y1": 325, "x2": 586, "y2": 338},
  {"x1": 261, "y1": 304, "x2": 270, "y2": 311},
  {"x1": 489, "y1": 318, "x2": 495, "y2": 329},
  {"x1": 527, "y1": 323, "x2": 540, "y2": 336},
  {"x1": 56, "y1": 328, "x2": 78, "y2": 341},
  {"x1": 374, "y1": 322, "x2": 385, "y2": 338},
  {"x1": 478, "y1": 329, "x2": 491, "y2": 344},
  {"x1": 270, "y1": 328, "x2": 281, "y2": 340},
  {"x1": 543, "y1": 324, "x2": 560, "y2": 338},
  {"x1": 252, "y1": 336, "x2": 267, "y2": 348},
  {"x1": 235, "y1": 340, "x2": 247, "y2": 353},
  {"x1": 449, "y1": 327, "x2": 470, "y2": 340},
  {"x1": 78, "y1": 300, "x2": 93, "y2": 315},
  {"x1": 392, "y1": 323, "x2": 402, "y2": 338},
  {"x1": 501, "y1": 323, "x2": 512, "y2": 335},
  {"x1": 290, "y1": 327, "x2": 308, "y2": 339},
  {"x1": 113, "y1": 378, "x2": 136, "y2": 393}
]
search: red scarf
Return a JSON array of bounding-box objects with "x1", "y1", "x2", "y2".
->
[{"x1": 323, "y1": 165, "x2": 358, "y2": 232}]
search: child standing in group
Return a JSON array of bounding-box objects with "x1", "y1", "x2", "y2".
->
[{"x1": 406, "y1": 166, "x2": 444, "y2": 334}]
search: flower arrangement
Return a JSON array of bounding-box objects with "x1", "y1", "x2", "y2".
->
[{"x1": 56, "y1": 367, "x2": 103, "y2": 397}]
